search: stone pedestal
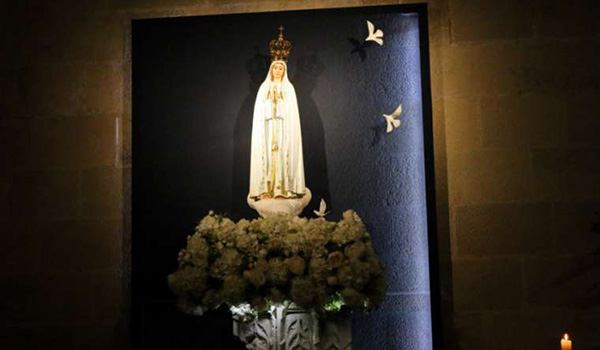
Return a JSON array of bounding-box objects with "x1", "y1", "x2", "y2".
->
[{"x1": 233, "y1": 304, "x2": 352, "y2": 350}]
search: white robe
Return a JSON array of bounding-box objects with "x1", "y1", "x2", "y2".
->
[{"x1": 249, "y1": 61, "x2": 306, "y2": 199}]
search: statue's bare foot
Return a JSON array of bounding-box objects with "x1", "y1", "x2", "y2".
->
[{"x1": 261, "y1": 194, "x2": 272, "y2": 200}]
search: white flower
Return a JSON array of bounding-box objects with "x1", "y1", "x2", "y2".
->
[
  {"x1": 230, "y1": 303, "x2": 255, "y2": 322},
  {"x1": 169, "y1": 209, "x2": 387, "y2": 313}
]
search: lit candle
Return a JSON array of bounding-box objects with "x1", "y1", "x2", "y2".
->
[{"x1": 561, "y1": 333, "x2": 572, "y2": 350}]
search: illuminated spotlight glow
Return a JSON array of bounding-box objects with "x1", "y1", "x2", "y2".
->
[{"x1": 347, "y1": 12, "x2": 433, "y2": 350}]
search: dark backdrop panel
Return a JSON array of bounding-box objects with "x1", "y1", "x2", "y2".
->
[{"x1": 133, "y1": 5, "x2": 434, "y2": 350}]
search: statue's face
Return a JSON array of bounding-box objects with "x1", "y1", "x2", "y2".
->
[{"x1": 272, "y1": 63, "x2": 285, "y2": 80}]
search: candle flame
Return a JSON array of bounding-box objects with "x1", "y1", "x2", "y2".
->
[{"x1": 563, "y1": 333, "x2": 569, "y2": 341}]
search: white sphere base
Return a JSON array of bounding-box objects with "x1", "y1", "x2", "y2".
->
[{"x1": 248, "y1": 188, "x2": 312, "y2": 218}]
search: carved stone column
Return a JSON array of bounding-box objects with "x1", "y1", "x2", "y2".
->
[{"x1": 233, "y1": 304, "x2": 352, "y2": 350}]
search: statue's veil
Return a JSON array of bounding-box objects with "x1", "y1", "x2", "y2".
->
[{"x1": 260, "y1": 60, "x2": 292, "y2": 97}]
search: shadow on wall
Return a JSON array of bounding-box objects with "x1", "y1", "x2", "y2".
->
[
  {"x1": 231, "y1": 47, "x2": 269, "y2": 220},
  {"x1": 292, "y1": 51, "x2": 330, "y2": 215}
]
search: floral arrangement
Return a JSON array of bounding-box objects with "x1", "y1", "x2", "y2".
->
[{"x1": 168, "y1": 210, "x2": 387, "y2": 318}]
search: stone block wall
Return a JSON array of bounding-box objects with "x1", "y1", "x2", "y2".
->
[
  {"x1": 0, "y1": 0, "x2": 598, "y2": 349},
  {"x1": 440, "y1": 1, "x2": 600, "y2": 350}
]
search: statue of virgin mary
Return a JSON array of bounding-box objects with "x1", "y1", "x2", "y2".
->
[{"x1": 248, "y1": 27, "x2": 311, "y2": 217}]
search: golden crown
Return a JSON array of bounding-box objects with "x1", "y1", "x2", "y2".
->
[{"x1": 269, "y1": 26, "x2": 291, "y2": 62}]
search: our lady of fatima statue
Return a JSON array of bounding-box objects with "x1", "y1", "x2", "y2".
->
[{"x1": 248, "y1": 27, "x2": 311, "y2": 217}]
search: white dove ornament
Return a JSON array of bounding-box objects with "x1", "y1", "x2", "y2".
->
[
  {"x1": 383, "y1": 103, "x2": 402, "y2": 133},
  {"x1": 313, "y1": 198, "x2": 330, "y2": 217},
  {"x1": 366, "y1": 20, "x2": 384, "y2": 46}
]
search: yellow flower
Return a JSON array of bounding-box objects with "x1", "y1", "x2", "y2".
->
[
  {"x1": 267, "y1": 287, "x2": 284, "y2": 303},
  {"x1": 290, "y1": 277, "x2": 316, "y2": 308},
  {"x1": 327, "y1": 251, "x2": 345, "y2": 268},
  {"x1": 267, "y1": 258, "x2": 289, "y2": 286},
  {"x1": 285, "y1": 255, "x2": 306, "y2": 276},
  {"x1": 244, "y1": 267, "x2": 267, "y2": 288},
  {"x1": 187, "y1": 236, "x2": 209, "y2": 268},
  {"x1": 221, "y1": 276, "x2": 248, "y2": 304},
  {"x1": 168, "y1": 266, "x2": 207, "y2": 298},
  {"x1": 344, "y1": 242, "x2": 367, "y2": 261},
  {"x1": 202, "y1": 289, "x2": 221, "y2": 308},
  {"x1": 210, "y1": 248, "x2": 243, "y2": 279},
  {"x1": 309, "y1": 257, "x2": 328, "y2": 284},
  {"x1": 340, "y1": 287, "x2": 364, "y2": 307},
  {"x1": 337, "y1": 264, "x2": 353, "y2": 287},
  {"x1": 170, "y1": 210, "x2": 388, "y2": 312}
]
